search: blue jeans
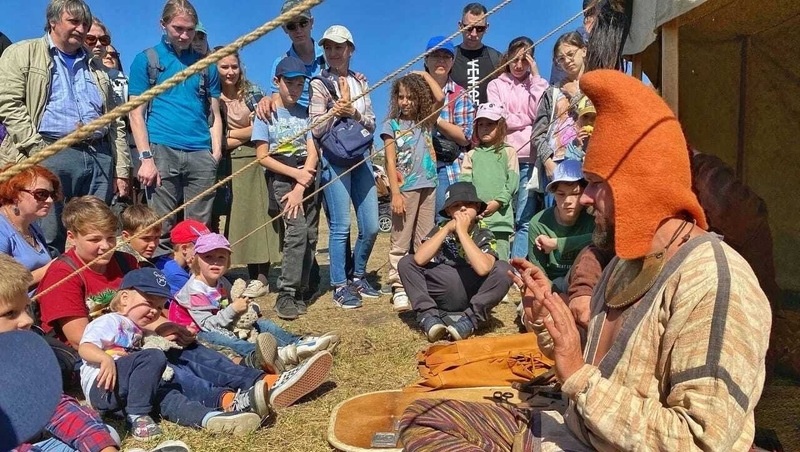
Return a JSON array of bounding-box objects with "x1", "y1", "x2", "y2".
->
[
  {"x1": 511, "y1": 162, "x2": 539, "y2": 259},
  {"x1": 88, "y1": 349, "x2": 166, "y2": 416},
  {"x1": 320, "y1": 156, "x2": 379, "y2": 286},
  {"x1": 157, "y1": 343, "x2": 264, "y2": 426},
  {"x1": 197, "y1": 320, "x2": 301, "y2": 356},
  {"x1": 435, "y1": 164, "x2": 454, "y2": 224},
  {"x1": 33, "y1": 426, "x2": 120, "y2": 452},
  {"x1": 40, "y1": 140, "x2": 114, "y2": 251}
]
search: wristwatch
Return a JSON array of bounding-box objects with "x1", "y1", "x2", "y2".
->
[{"x1": 139, "y1": 150, "x2": 153, "y2": 160}]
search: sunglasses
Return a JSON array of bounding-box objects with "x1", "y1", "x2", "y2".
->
[
  {"x1": 21, "y1": 189, "x2": 58, "y2": 202},
  {"x1": 106, "y1": 51, "x2": 120, "y2": 59},
  {"x1": 85, "y1": 34, "x2": 111, "y2": 46},
  {"x1": 459, "y1": 23, "x2": 487, "y2": 33},
  {"x1": 285, "y1": 19, "x2": 310, "y2": 31}
]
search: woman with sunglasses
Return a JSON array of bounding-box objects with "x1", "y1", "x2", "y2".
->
[
  {"x1": 0, "y1": 164, "x2": 61, "y2": 287},
  {"x1": 101, "y1": 44, "x2": 129, "y2": 108},
  {"x1": 310, "y1": 25, "x2": 379, "y2": 309}
]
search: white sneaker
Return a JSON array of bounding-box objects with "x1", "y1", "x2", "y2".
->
[
  {"x1": 392, "y1": 290, "x2": 411, "y2": 312},
  {"x1": 278, "y1": 344, "x2": 299, "y2": 368},
  {"x1": 295, "y1": 332, "x2": 340, "y2": 361},
  {"x1": 126, "y1": 440, "x2": 192, "y2": 452},
  {"x1": 269, "y1": 351, "x2": 333, "y2": 408}
]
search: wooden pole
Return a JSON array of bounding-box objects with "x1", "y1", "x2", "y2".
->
[
  {"x1": 661, "y1": 20, "x2": 680, "y2": 115},
  {"x1": 736, "y1": 36, "x2": 750, "y2": 179},
  {"x1": 632, "y1": 54, "x2": 643, "y2": 80}
]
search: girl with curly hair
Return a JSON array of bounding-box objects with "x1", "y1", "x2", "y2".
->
[{"x1": 380, "y1": 72, "x2": 444, "y2": 312}]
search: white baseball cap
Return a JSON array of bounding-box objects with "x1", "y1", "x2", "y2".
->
[{"x1": 320, "y1": 25, "x2": 355, "y2": 48}]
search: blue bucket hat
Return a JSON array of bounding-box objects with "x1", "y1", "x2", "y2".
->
[{"x1": 546, "y1": 159, "x2": 585, "y2": 192}]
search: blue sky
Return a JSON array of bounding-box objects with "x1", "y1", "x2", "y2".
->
[{"x1": 2, "y1": 0, "x2": 584, "y2": 124}]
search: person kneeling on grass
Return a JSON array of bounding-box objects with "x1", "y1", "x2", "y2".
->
[{"x1": 398, "y1": 182, "x2": 513, "y2": 342}]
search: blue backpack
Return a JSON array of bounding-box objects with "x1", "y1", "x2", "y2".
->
[{"x1": 312, "y1": 71, "x2": 373, "y2": 167}]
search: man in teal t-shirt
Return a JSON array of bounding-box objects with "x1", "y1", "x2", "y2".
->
[{"x1": 528, "y1": 160, "x2": 595, "y2": 292}]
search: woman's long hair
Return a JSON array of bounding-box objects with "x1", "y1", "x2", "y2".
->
[
  {"x1": 214, "y1": 46, "x2": 249, "y2": 100},
  {"x1": 498, "y1": 36, "x2": 534, "y2": 74}
]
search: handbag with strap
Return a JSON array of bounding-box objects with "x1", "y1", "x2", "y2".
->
[{"x1": 408, "y1": 333, "x2": 554, "y2": 391}]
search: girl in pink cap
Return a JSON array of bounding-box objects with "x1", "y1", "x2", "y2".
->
[{"x1": 459, "y1": 103, "x2": 519, "y2": 260}]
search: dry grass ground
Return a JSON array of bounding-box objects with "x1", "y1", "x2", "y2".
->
[
  {"x1": 119, "y1": 216, "x2": 524, "y2": 451},
  {"x1": 118, "y1": 216, "x2": 799, "y2": 451}
]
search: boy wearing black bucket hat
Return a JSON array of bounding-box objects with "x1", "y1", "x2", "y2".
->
[{"x1": 398, "y1": 182, "x2": 513, "y2": 342}]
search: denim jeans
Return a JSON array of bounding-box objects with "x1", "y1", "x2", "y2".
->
[
  {"x1": 88, "y1": 349, "x2": 166, "y2": 416},
  {"x1": 158, "y1": 343, "x2": 264, "y2": 427},
  {"x1": 40, "y1": 140, "x2": 114, "y2": 251},
  {"x1": 435, "y1": 164, "x2": 454, "y2": 223},
  {"x1": 197, "y1": 319, "x2": 301, "y2": 356},
  {"x1": 320, "y1": 156, "x2": 379, "y2": 286},
  {"x1": 270, "y1": 177, "x2": 320, "y2": 296},
  {"x1": 33, "y1": 426, "x2": 119, "y2": 452},
  {"x1": 511, "y1": 162, "x2": 539, "y2": 259},
  {"x1": 149, "y1": 144, "x2": 218, "y2": 254}
]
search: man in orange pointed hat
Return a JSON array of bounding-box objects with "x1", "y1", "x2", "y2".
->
[{"x1": 398, "y1": 70, "x2": 771, "y2": 451}]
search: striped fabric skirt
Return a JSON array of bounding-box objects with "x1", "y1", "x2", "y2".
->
[{"x1": 398, "y1": 399, "x2": 592, "y2": 452}]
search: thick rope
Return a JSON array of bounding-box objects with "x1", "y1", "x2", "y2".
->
[
  {"x1": 31, "y1": 0, "x2": 588, "y2": 300},
  {"x1": 0, "y1": 0, "x2": 323, "y2": 183},
  {"x1": 229, "y1": 5, "x2": 591, "y2": 246}
]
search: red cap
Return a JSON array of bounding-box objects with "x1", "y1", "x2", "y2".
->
[{"x1": 170, "y1": 219, "x2": 210, "y2": 245}]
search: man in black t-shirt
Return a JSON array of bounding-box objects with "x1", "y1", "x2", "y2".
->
[{"x1": 451, "y1": 3, "x2": 502, "y2": 105}]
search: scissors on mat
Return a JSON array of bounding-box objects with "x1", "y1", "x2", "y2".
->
[{"x1": 492, "y1": 391, "x2": 514, "y2": 403}]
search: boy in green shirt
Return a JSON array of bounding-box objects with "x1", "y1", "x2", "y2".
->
[{"x1": 528, "y1": 160, "x2": 595, "y2": 292}]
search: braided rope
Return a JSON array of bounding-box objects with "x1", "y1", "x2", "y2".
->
[
  {"x1": 0, "y1": 0, "x2": 323, "y2": 183},
  {"x1": 30, "y1": 0, "x2": 589, "y2": 300}
]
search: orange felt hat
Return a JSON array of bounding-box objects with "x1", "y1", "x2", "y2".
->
[{"x1": 581, "y1": 70, "x2": 707, "y2": 259}]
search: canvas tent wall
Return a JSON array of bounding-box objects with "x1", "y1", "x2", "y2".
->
[{"x1": 627, "y1": 0, "x2": 800, "y2": 291}]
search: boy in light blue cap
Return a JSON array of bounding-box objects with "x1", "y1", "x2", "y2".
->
[{"x1": 528, "y1": 159, "x2": 595, "y2": 291}]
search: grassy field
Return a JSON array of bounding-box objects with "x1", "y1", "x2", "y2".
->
[{"x1": 118, "y1": 217, "x2": 799, "y2": 451}]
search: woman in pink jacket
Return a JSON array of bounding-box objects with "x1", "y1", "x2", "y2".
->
[{"x1": 487, "y1": 36, "x2": 549, "y2": 259}]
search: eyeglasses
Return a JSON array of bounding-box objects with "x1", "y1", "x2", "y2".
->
[
  {"x1": 285, "y1": 19, "x2": 310, "y2": 32},
  {"x1": 459, "y1": 23, "x2": 487, "y2": 34},
  {"x1": 84, "y1": 34, "x2": 111, "y2": 46},
  {"x1": 106, "y1": 52, "x2": 120, "y2": 59},
  {"x1": 20, "y1": 189, "x2": 58, "y2": 202},
  {"x1": 555, "y1": 49, "x2": 579, "y2": 65}
]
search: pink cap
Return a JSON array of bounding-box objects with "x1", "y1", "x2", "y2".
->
[
  {"x1": 475, "y1": 102, "x2": 507, "y2": 121},
  {"x1": 193, "y1": 233, "x2": 231, "y2": 254}
]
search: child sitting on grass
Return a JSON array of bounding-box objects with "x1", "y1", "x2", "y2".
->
[
  {"x1": 0, "y1": 254, "x2": 190, "y2": 452},
  {"x1": 118, "y1": 204, "x2": 162, "y2": 266},
  {"x1": 170, "y1": 233, "x2": 335, "y2": 402},
  {"x1": 528, "y1": 159, "x2": 594, "y2": 292},
  {"x1": 398, "y1": 182, "x2": 513, "y2": 342},
  {"x1": 79, "y1": 269, "x2": 179, "y2": 440},
  {"x1": 459, "y1": 103, "x2": 519, "y2": 260}
]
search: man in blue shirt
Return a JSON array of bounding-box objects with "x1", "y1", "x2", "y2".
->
[
  {"x1": 127, "y1": 5, "x2": 223, "y2": 254},
  {"x1": 0, "y1": 0, "x2": 129, "y2": 252}
]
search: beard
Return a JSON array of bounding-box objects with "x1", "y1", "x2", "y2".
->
[{"x1": 592, "y1": 219, "x2": 616, "y2": 253}]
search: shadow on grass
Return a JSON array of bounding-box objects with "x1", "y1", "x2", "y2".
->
[{"x1": 295, "y1": 380, "x2": 338, "y2": 405}]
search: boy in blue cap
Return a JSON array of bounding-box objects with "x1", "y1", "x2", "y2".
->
[
  {"x1": 527, "y1": 159, "x2": 594, "y2": 292},
  {"x1": 253, "y1": 56, "x2": 320, "y2": 320}
]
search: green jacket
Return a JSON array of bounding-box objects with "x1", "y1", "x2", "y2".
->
[
  {"x1": 460, "y1": 144, "x2": 519, "y2": 233},
  {"x1": 0, "y1": 35, "x2": 130, "y2": 177}
]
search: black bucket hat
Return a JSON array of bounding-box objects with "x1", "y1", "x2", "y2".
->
[{"x1": 439, "y1": 181, "x2": 487, "y2": 219}]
